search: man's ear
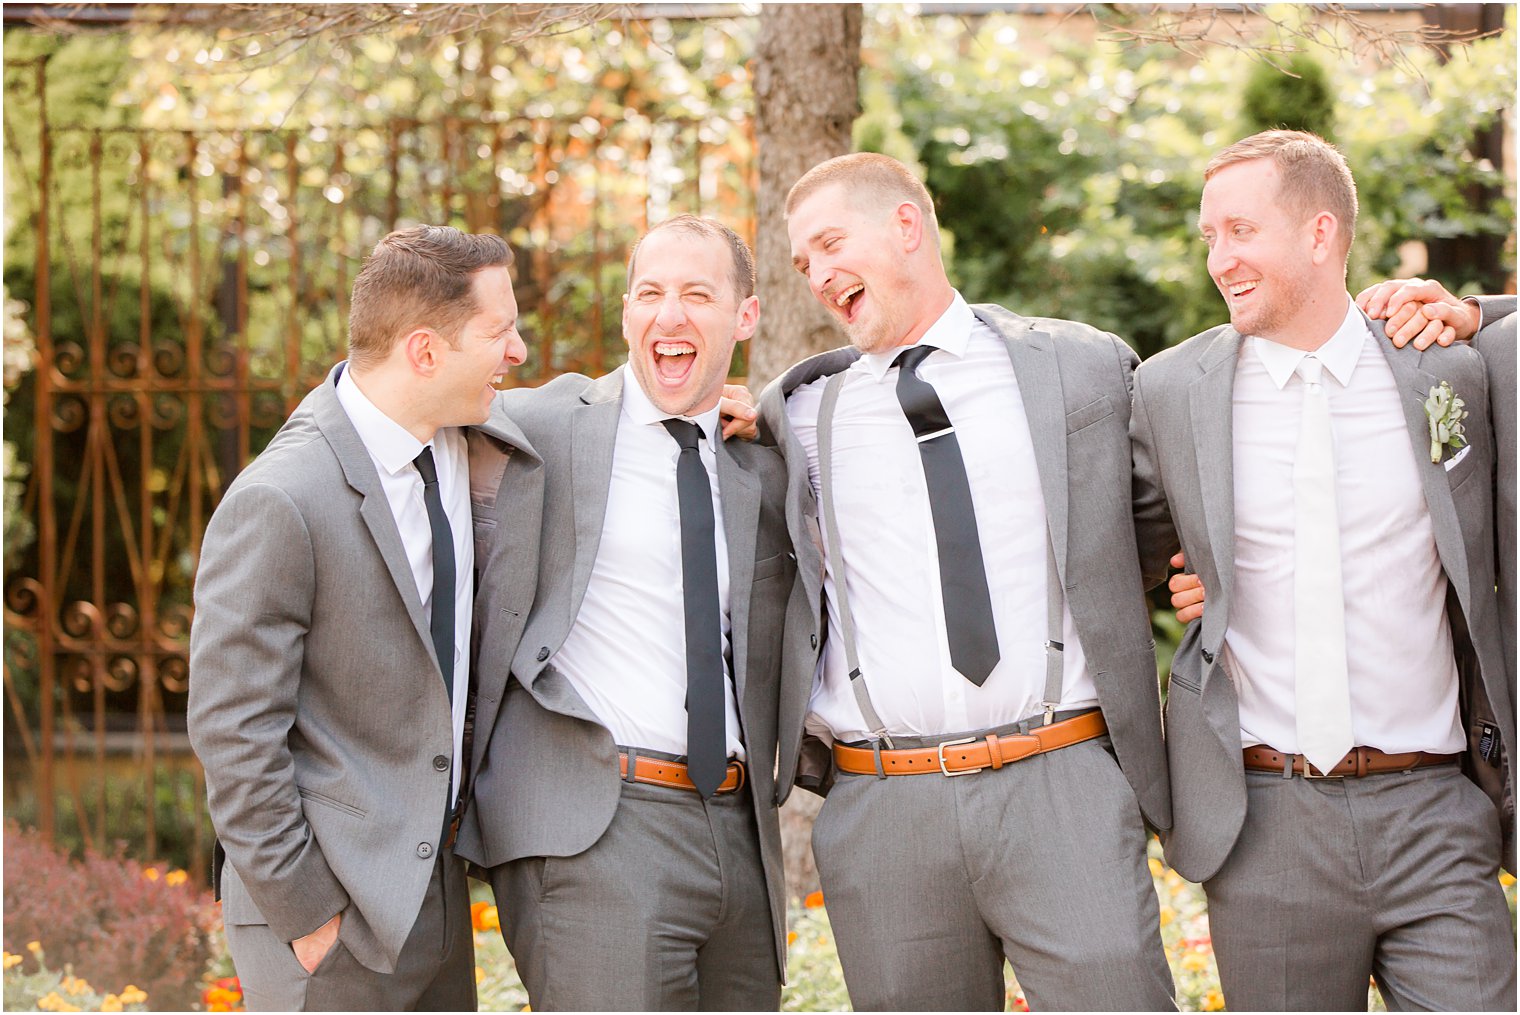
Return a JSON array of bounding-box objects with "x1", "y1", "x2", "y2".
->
[
  {"x1": 896, "y1": 201, "x2": 925, "y2": 253},
  {"x1": 1307, "y1": 211, "x2": 1341, "y2": 267},
  {"x1": 733, "y1": 295, "x2": 760, "y2": 344},
  {"x1": 404, "y1": 328, "x2": 441, "y2": 376}
]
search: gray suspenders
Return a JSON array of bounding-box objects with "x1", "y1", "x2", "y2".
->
[{"x1": 816, "y1": 368, "x2": 1066, "y2": 751}]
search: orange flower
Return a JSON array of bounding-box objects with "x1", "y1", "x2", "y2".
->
[
  {"x1": 803, "y1": 889, "x2": 824, "y2": 909},
  {"x1": 166, "y1": 869, "x2": 189, "y2": 887},
  {"x1": 470, "y1": 900, "x2": 500, "y2": 932},
  {"x1": 786, "y1": 931, "x2": 797, "y2": 946},
  {"x1": 142, "y1": 868, "x2": 160, "y2": 881}
]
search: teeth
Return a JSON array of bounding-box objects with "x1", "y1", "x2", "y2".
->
[
  {"x1": 655, "y1": 342, "x2": 694, "y2": 356},
  {"x1": 1228, "y1": 281, "x2": 1255, "y2": 296},
  {"x1": 834, "y1": 284, "x2": 863, "y2": 308}
]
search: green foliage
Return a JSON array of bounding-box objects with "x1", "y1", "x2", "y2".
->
[
  {"x1": 4, "y1": 763, "x2": 212, "y2": 875},
  {"x1": 1242, "y1": 52, "x2": 1337, "y2": 138},
  {"x1": 858, "y1": 7, "x2": 1515, "y2": 361}
]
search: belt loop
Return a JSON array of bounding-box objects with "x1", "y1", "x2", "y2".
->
[
  {"x1": 1281, "y1": 752, "x2": 1294, "y2": 779},
  {"x1": 984, "y1": 733, "x2": 1003, "y2": 770},
  {"x1": 623, "y1": 747, "x2": 639, "y2": 784},
  {"x1": 871, "y1": 739, "x2": 888, "y2": 779},
  {"x1": 1354, "y1": 748, "x2": 1367, "y2": 778}
]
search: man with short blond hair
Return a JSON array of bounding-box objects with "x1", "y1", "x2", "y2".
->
[
  {"x1": 760, "y1": 152, "x2": 1175, "y2": 1011},
  {"x1": 190, "y1": 225, "x2": 541, "y2": 1010},
  {"x1": 1132, "y1": 130, "x2": 1515, "y2": 1010}
]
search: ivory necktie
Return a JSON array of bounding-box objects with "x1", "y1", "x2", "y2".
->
[
  {"x1": 1292, "y1": 355, "x2": 1353, "y2": 774},
  {"x1": 894, "y1": 345, "x2": 1000, "y2": 686},
  {"x1": 661, "y1": 419, "x2": 726, "y2": 797},
  {"x1": 414, "y1": 446, "x2": 456, "y2": 702}
]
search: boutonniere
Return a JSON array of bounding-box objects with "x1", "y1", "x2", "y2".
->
[{"x1": 1422, "y1": 381, "x2": 1468, "y2": 464}]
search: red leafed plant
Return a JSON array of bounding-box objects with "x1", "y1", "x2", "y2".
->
[{"x1": 3, "y1": 822, "x2": 219, "y2": 1010}]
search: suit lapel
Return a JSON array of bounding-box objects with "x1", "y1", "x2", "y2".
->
[
  {"x1": 1189, "y1": 328, "x2": 1241, "y2": 655},
  {"x1": 312, "y1": 364, "x2": 438, "y2": 671},
  {"x1": 1377, "y1": 324, "x2": 1473, "y2": 613},
  {"x1": 987, "y1": 313, "x2": 1070, "y2": 587},
  {"x1": 717, "y1": 437, "x2": 761, "y2": 702},
  {"x1": 568, "y1": 368, "x2": 624, "y2": 622}
]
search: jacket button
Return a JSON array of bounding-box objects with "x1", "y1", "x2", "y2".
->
[
  {"x1": 537, "y1": 646, "x2": 550, "y2": 662},
  {"x1": 416, "y1": 842, "x2": 433, "y2": 859},
  {"x1": 432, "y1": 755, "x2": 449, "y2": 771},
  {"x1": 810, "y1": 634, "x2": 818, "y2": 649},
  {"x1": 1202, "y1": 649, "x2": 1215, "y2": 665}
]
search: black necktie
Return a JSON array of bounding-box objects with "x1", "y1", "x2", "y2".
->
[
  {"x1": 894, "y1": 344, "x2": 1000, "y2": 685},
  {"x1": 414, "y1": 446, "x2": 455, "y2": 702},
  {"x1": 661, "y1": 418, "x2": 726, "y2": 798}
]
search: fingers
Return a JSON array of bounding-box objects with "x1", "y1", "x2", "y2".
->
[{"x1": 1167, "y1": 554, "x2": 1204, "y2": 625}]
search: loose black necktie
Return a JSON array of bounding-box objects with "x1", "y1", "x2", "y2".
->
[
  {"x1": 661, "y1": 418, "x2": 726, "y2": 798},
  {"x1": 414, "y1": 446, "x2": 456, "y2": 702},
  {"x1": 894, "y1": 344, "x2": 1000, "y2": 686}
]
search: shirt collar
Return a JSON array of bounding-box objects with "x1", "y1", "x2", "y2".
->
[
  {"x1": 335, "y1": 365, "x2": 430, "y2": 476},
  {"x1": 858, "y1": 291, "x2": 974, "y2": 381},
  {"x1": 621, "y1": 366, "x2": 722, "y2": 443},
  {"x1": 1250, "y1": 296, "x2": 1368, "y2": 390}
]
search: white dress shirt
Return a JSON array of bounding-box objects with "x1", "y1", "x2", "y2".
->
[
  {"x1": 336, "y1": 367, "x2": 473, "y2": 802},
  {"x1": 549, "y1": 370, "x2": 745, "y2": 761},
  {"x1": 1225, "y1": 298, "x2": 1464, "y2": 755},
  {"x1": 787, "y1": 293, "x2": 1099, "y2": 743}
]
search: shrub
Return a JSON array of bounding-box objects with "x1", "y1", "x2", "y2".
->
[{"x1": 2, "y1": 822, "x2": 218, "y2": 1010}]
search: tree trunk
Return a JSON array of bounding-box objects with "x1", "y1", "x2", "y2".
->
[
  {"x1": 748, "y1": 3, "x2": 862, "y2": 391},
  {"x1": 749, "y1": 3, "x2": 862, "y2": 902}
]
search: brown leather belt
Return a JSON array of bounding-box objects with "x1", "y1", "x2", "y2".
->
[
  {"x1": 833, "y1": 710, "x2": 1107, "y2": 777},
  {"x1": 618, "y1": 752, "x2": 745, "y2": 794},
  {"x1": 1242, "y1": 745, "x2": 1460, "y2": 779}
]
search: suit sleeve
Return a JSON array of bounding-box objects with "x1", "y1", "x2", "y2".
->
[
  {"x1": 1471, "y1": 295, "x2": 1519, "y2": 331},
  {"x1": 1129, "y1": 367, "x2": 1181, "y2": 590},
  {"x1": 187, "y1": 481, "x2": 349, "y2": 943}
]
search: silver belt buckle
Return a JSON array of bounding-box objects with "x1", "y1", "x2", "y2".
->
[
  {"x1": 936, "y1": 736, "x2": 984, "y2": 777},
  {"x1": 1302, "y1": 753, "x2": 1346, "y2": 779}
]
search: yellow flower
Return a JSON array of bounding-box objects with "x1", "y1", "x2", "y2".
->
[
  {"x1": 119, "y1": 986, "x2": 148, "y2": 1005},
  {"x1": 100, "y1": 995, "x2": 123, "y2": 1013},
  {"x1": 1203, "y1": 988, "x2": 1225, "y2": 1011},
  {"x1": 1147, "y1": 857, "x2": 1164, "y2": 878},
  {"x1": 2, "y1": 952, "x2": 21, "y2": 969},
  {"x1": 26, "y1": 941, "x2": 42, "y2": 954},
  {"x1": 475, "y1": 966, "x2": 485, "y2": 984},
  {"x1": 786, "y1": 931, "x2": 798, "y2": 947},
  {"x1": 1181, "y1": 952, "x2": 1209, "y2": 972},
  {"x1": 61, "y1": 974, "x2": 93, "y2": 995},
  {"x1": 37, "y1": 993, "x2": 81, "y2": 1013},
  {"x1": 166, "y1": 869, "x2": 189, "y2": 887},
  {"x1": 1500, "y1": 871, "x2": 1516, "y2": 887},
  {"x1": 143, "y1": 868, "x2": 160, "y2": 881},
  {"x1": 1158, "y1": 905, "x2": 1175, "y2": 927}
]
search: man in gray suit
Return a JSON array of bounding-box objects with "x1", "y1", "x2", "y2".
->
[
  {"x1": 455, "y1": 215, "x2": 794, "y2": 1010},
  {"x1": 757, "y1": 153, "x2": 1175, "y2": 1011},
  {"x1": 1131, "y1": 131, "x2": 1515, "y2": 1010},
  {"x1": 189, "y1": 226, "x2": 542, "y2": 1011}
]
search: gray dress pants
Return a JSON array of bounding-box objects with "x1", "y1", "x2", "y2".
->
[
  {"x1": 1206, "y1": 764, "x2": 1516, "y2": 1011},
  {"x1": 812, "y1": 735, "x2": 1176, "y2": 1011}
]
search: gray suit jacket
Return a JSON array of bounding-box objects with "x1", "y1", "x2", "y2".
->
[
  {"x1": 188, "y1": 363, "x2": 542, "y2": 974},
  {"x1": 1131, "y1": 315, "x2": 1516, "y2": 882},
  {"x1": 1471, "y1": 296, "x2": 1517, "y2": 705},
  {"x1": 757, "y1": 304, "x2": 1172, "y2": 834},
  {"x1": 457, "y1": 366, "x2": 795, "y2": 979}
]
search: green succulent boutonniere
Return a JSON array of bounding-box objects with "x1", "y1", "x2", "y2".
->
[{"x1": 1422, "y1": 381, "x2": 1468, "y2": 464}]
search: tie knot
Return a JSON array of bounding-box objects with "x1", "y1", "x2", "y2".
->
[
  {"x1": 1296, "y1": 356, "x2": 1325, "y2": 387},
  {"x1": 661, "y1": 418, "x2": 704, "y2": 451},
  {"x1": 413, "y1": 445, "x2": 439, "y2": 486},
  {"x1": 894, "y1": 344, "x2": 935, "y2": 376}
]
